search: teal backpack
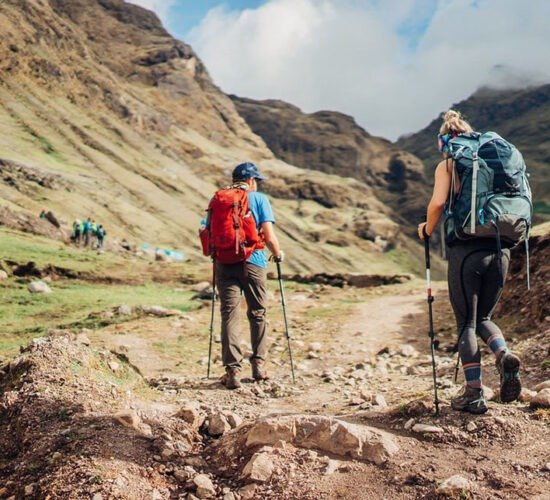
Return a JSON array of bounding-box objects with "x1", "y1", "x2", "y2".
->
[{"x1": 444, "y1": 131, "x2": 533, "y2": 286}]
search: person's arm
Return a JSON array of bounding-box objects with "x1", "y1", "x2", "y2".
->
[
  {"x1": 418, "y1": 159, "x2": 452, "y2": 239},
  {"x1": 261, "y1": 221, "x2": 282, "y2": 259}
]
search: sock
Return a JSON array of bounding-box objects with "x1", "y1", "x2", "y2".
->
[{"x1": 463, "y1": 362, "x2": 482, "y2": 389}]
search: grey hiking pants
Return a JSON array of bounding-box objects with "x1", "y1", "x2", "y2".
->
[
  {"x1": 448, "y1": 241, "x2": 511, "y2": 386},
  {"x1": 216, "y1": 262, "x2": 268, "y2": 368}
]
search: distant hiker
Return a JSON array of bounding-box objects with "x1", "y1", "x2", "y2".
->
[
  {"x1": 83, "y1": 218, "x2": 92, "y2": 247},
  {"x1": 96, "y1": 224, "x2": 106, "y2": 249},
  {"x1": 418, "y1": 110, "x2": 531, "y2": 414},
  {"x1": 72, "y1": 219, "x2": 82, "y2": 245},
  {"x1": 200, "y1": 162, "x2": 284, "y2": 389},
  {"x1": 90, "y1": 220, "x2": 98, "y2": 247}
]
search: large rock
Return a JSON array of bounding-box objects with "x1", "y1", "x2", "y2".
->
[
  {"x1": 245, "y1": 416, "x2": 398, "y2": 465},
  {"x1": 28, "y1": 281, "x2": 52, "y2": 294},
  {"x1": 0, "y1": 270, "x2": 8, "y2": 281},
  {"x1": 241, "y1": 452, "x2": 274, "y2": 483}
]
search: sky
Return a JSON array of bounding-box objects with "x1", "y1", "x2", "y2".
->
[{"x1": 129, "y1": 0, "x2": 550, "y2": 140}]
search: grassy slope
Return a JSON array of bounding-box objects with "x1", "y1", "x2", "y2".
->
[{"x1": 0, "y1": 228, "x2": 200, "y2": 357}]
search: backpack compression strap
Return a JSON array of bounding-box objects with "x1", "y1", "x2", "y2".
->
[{"x1": 470, "y1": 151, "x2": 479, "y2": 234}]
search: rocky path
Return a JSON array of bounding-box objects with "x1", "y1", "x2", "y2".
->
[{"x1": 3, "y1": 281, "x2": 548, "y2": 499}]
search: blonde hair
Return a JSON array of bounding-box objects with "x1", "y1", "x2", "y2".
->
[{"x1": 439, "y1": 109, "x2": 473, "y2": 135}]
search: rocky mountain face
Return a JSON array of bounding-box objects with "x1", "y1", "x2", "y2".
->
[
  {"x1": 231, "y1": 96, "x2": 429, "y2": 228},
  {"x1": 0, "y1": 0, "x2": 434, "y2": 274},
  {"x1": 396, "y1": 84, "x2": 550, "y2": 222}
]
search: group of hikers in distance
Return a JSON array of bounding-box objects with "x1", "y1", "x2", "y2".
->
[
  {"x1": 71, "y1": 217, "x2": 107, "y2": 249},
  {"x1": 200, "y1": 109, "x2": 532, "y2": 415}
]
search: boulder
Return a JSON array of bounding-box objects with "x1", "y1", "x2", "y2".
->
[
  {"x1": 28, "y1": 281, "x2": 52, "y2": 293},
  {"x1": 192, "y1": 282, "x2": 211, "y2": 293},
  {"x1": 241, "y1": 452, "x2": 274, "y2": 483},
  {"x1": 0, "y1": 270, "x2": 8, "y2": 281},
  {"x1": 246, "y1": 415, "x2": 398, "y2": 465}
]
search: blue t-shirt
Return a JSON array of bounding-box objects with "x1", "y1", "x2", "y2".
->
[{"x1": 247, "y1": 191, "x2": 275, "y2": 268}]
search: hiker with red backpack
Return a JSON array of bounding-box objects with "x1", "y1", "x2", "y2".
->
[
  {"x1": 200, "y1": 162, "x2": 283, "y2": 389},
  {"x1": 418, "y1": 110, "x2": 532, "y2": 414}
]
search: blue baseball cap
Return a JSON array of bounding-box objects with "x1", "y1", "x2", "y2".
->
[{"x1": 232, "y1": 162, "x2": 268, "y2": 181}]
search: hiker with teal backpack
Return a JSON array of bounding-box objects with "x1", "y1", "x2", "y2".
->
[{"x1": 418, "y1": 110, "x2": 532, "y2": 414}]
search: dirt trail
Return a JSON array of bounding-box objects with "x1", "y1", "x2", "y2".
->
[{"x1": 80, "y1": 281, "x2": 549, "y2": 499}]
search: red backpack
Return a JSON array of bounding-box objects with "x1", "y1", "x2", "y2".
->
[{"x1": 200, "y1": 187, "x2": 265, "y2": 264}]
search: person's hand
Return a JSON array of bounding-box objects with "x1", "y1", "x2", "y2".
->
[
  {"x1": 418, "y1": 222, "x2": 429, "y2": 240},
  {"x1": 269, "y1": 251, "x2": 284, "y2": 263}
]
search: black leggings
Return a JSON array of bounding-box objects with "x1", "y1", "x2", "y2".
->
[{"x1": 447, "y1": 242, "x2": 510, "y2": 387}]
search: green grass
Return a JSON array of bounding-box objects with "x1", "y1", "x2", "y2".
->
[
  {"x1": 0, "y1": 227, "x2": 117, "y2": 274},
  {"x1": 0, "y1": 280, "x2": 197, "y2": 357}
]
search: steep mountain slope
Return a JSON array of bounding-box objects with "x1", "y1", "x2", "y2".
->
[
  {"x1": 0, "y1": 0, "x2": 429, "y2": 274},
  {"x1": 231, "y1": 96, "x2": 429, "y2": 228},
  {"x1": 396, "y1": 84, "x2": 550, "y2": 221}
]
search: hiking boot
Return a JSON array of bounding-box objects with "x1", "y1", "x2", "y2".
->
[
  {"x1": 251, "y1": 358, "x2": 269, "y2": 381},
  {"x1": 220, "y1": 367, "x2": 241, "y2": 390},
  {"x1": 451, "y1": 386, "x2": 488, "y2": 414},
  {"x1": 497, "y1": 351, "x2": 521, "y2": 403}
]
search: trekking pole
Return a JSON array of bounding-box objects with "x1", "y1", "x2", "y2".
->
[
  {"x1": 423, "y1": 226, "x2": 440, "y2": 416},
  {"x1": 207, "y1": 259, "x2": 216, "y2": 379},
  {"x1": 276, "y1": 261, "x2": 296, "y2": 384}
]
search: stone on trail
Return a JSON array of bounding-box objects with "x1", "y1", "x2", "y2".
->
[
  {"x1": 412, "y1": 423, "x2": 444, "y2": 434},
  {"x1": 225, "y1": 412, "x2": 243, "y2": 429},
  {"x1": 208, "y1": 413, "x2": 231, "y2": 437},
  {"x1": 399, "y1": 344, "x2": 418, "y2": 357},
  {"x1": 466, "y1": 421, "x2": 477, "y2": 432},
  {"x1": 436, "y1": 474, "x2": 473, "y2": 496},
  {"x1": 117, "y1": 304, "x2": 133, "y2": 316},
  {"x1": 534, "y1": 380, "x2": 550, "y2": 392},
  {"x1": 192, "y1": 281, "x2": 211, "y2": 293},
  {"x1": 519, "y1": 388, "x2": 537, "y2": 403},
  {"x1": 530, "y1": 388, "x2": 550, "y2": 408},
  {"x1": 238, "y1": 484, "x2": 257, "y2": 500},
  {"x1": 404, "y1": 418, "x2": 415, "y2": 430},
  {"x1": 142, "y1": 305, "x2": 180, "y2": 317},
  {"x1": 0, "y1": 270, "x2": 8, "y2": 280},
  {"x1": 308, "y1": 342, "x2": 322, "y2": 352},
  {"x1": 176, "y1": 402, "x2": 203, "y2": 428},
  {"x1": 28, "y1": 281, "x2": 52, "y2": 293},
  {"x1": 483, "y1": 385, "x2": 496, "y2": 401},
  {"x1": 193, "y1": 474, "x2": 216, "y2": 499},
  {"x1": 113, "y1": 410, "x2": 141, "y2": 430},
  {"x1": 373, "y1": 394, "x2": 387, "y2": 408},
  {"x1": 324, "y1": 459, "x2": 341, "y2": 475},
  {"x1": 241, "y1": 452, "x2": 275, "y2": 483},
  {"x1": 245, "y1": 416, "x2": 398, "y2": 465}
]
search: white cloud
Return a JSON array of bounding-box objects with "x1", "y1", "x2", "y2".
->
[
  {"x1": 127, "y1": 0, "x2": 177, "y2": 23},
  {"x1": 188, "y1": 0, "x2": 550, "y2": 139}
]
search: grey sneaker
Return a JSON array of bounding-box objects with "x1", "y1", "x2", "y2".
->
[
  {"x1": 451, "y1": 386, "x2": 488, "y2": 414},
  {"x1": 251, "y1": 358, "x2": 269, "y2": 381},
  {"x1": 221, "y1": 367, "x2": 241, "y2": 390},
  {"x1": 497, "y1": 351, "x2": 521, "y2": 403}
]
